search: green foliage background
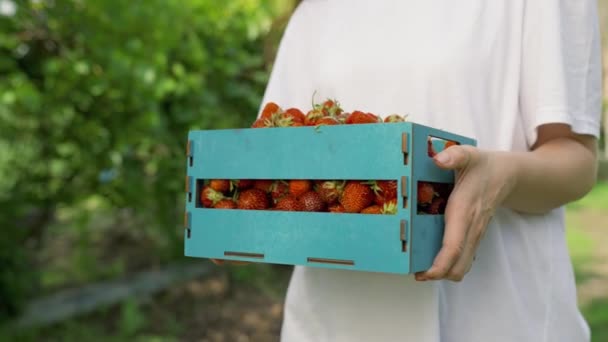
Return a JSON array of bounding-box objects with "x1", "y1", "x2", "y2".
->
[{"x1": 0, "y1": 0, "x2": 294, "y2": 321}]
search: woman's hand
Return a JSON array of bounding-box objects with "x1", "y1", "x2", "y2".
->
[
  {"x1": 415, "y1": 124, "x2": 598, "y2": 282},
  {"x1": 415, "y1": 145, "x2": 518, "y2": 282}
]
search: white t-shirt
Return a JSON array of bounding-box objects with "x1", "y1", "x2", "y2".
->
[{"x1": 258, "y1": 1, "x2": 603, "y2": 341}]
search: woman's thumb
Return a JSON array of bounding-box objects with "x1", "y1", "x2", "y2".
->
[{"x1": 433, "y1": 145, "x2": 472, "y2": 170}]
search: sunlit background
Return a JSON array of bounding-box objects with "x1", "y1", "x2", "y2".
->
[{"x1": 0, "y1": 1, "x2": 606, "y2": 341}]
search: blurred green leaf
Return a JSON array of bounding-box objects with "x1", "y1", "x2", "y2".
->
[
  {"x1": 0, "y1": 0, "x2": 293, "y2": 322},
  {"x1": 119, "y1": 299, "x2": 146, "y2": 338}
]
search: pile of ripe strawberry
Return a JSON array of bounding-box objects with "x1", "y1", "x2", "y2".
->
[
  {"x1": 199, "y1": 98, "x2": 456, "y2": 215},
  {"x1": 201, "y1": 179, "x2": 453, "y2": 215},
  {"x1": 252, "y1": 99, "x2": 457, "y2": 157},
  {"x1": 200, "y1": 179, "x2": 398, "y2": 215},
  {"x1": 251, "y1": 99, "x2": 407, "y2": 128}
]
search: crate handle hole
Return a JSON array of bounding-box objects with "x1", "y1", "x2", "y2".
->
[{"x1": 427, "y1": 136, "x2": 460, "y2": 158}]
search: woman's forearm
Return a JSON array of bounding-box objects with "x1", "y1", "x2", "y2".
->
[{"x1": 500, "y1": 137, "x2": 598, "y2": 214}]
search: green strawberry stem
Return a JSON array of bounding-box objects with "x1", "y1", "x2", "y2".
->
[
  {"x1": 311, "y1": 90, "x2": 318, "y2": 110},
  {"x1": 382, "y1": 202, "x2": 397, "y2": 215},
  {"x1": 362, "y1": 180, "x2": 381, "y2": 194}
]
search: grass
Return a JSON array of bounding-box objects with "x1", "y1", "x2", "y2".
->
[
  {"x1": 1, "y1": 299, "x2": 183, "y2": 342},
  {"x1": 567, "y1": 181, "x2": 608, "y2": 211},
  {"x1": 584, "y1": 298, "x2": 608, "y2": 342},
  {"x1": 565, "y1": 181, "x2": 608, "y2": 342},
  {"x1": 566, "y1": 226, "x2": 597, "y2": 284}
]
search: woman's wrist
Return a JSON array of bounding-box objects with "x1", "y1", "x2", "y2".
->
[
  {"x1": 477, "y1": 150, "x2": 520, "y2": 212},
  {"x1": 495, "y1": 150, "x2": 534, "y2": 213}
]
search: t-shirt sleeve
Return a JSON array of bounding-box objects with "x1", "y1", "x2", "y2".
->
[{"x1": 519, "y1": 0, "x2": 603, "y2": 148}]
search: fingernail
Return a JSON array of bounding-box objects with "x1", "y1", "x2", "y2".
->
[{"x1": 435, "y1": 153, "x2": 451, "y2": 165}]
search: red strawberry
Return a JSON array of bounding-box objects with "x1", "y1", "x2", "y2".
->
[
  {"x1": 289, "y1": 180, "x2": 312, "y2": 197},
  {"x1": 428, "y1": 197, "x2": 446, "y2": 214},
  {"x1": 427, "y1": 138, "x2": 437, "y2": 157},
  {"x1": 315, "y1": 117, "x2": 340, "y2": 126},
  {"x1": 335, "y1": 112, "x2": 350, "y2": 124},
  {"x1": 200, "y1": 186, "x2": 225, "y2": 207},
  {"x1": 384, "y1": 114, "x2": 406, "y2": 123},
  {"x1": 340, "y1": 181, "x2": 375, "y2": 213},
  {"x1": 322, "y1": 99, "x2": 336, "y2": 110},
  {"x1": 209, "y1": 179, "x2": 231, "y2": 193},
  {"x1": 261, "y1": 102, "x2": 282, "y2": 120},
  {"x1": 373, "y1": 180, "x2": 398, "y2": 206},
  {"x1": 366, "y1": 112, "x2": 381, "y2": 122},
  {"x1": 345, "y1": 111, "x2": 379, "y2": 124},
  {"x1": 321, "y1": 99, "x2": 343, "y2": 116},
  {"x1": 299, "y1": 191, "x2": 326, "y2": 212},
  {"x1": 237, "y1": 189, "x2": 270, "y2": 210},
  {"x1": 233, "y1": 179, "x2": 254, "y2": 190},
  {"x1": 304, "y1": 109, "x2": 324, "y2": 126},
  {"x1": 275, "y1": 195, "x2": 304, "y2": 211},
  {"x1": 445, "y1": 140, "x2": 459, "y2": 149},
  {"x1": 251, "y1": 118, "x2": 271, "y2": 128},
  {"x1": 328, "y1": 203, "x2": 346, "y2": 213},
  {"x1": 274, "y1": 114, "x2": 301, "y2": 127},
  {"x1": 214, "y1": 199, "x2": 237, "y2": 209},
  {"x1": 417, "y1": 182, "x2": 435, "y2": 205},
  {"x1": 254, "y1": 180, "x2": 274, "y2": 192},
  {"x1": 315, "y1": 180, "x2": 344, "y2": 205},
  {"x1": 283, "y1": 108, "x2": 306, "y2": 124},
  {"x1": 361, "y1": 205, "x2": 383, "y2": 214},
  {"x1": 270, "y1": 181, "x2": 290, "y2": 202},
  {"x1": 360, "y1": 201, "x2": 398, "y2": 215}
]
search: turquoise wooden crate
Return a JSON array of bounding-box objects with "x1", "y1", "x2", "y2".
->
[{"x1": 184, "y1": 122, "x2": 476, "y2": 274}]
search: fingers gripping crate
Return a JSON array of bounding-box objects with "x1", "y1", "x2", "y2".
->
[{"x1": 184, "y1": 123, "x2": 476, "y2": 274}]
